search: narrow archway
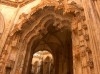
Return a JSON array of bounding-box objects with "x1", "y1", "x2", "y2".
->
[
  {"x1": 22, "y1": 22, "x2": 73, "y2": 74},
  {"x1": 31, "y1": 51, "x2": 54, "y2": 74}
]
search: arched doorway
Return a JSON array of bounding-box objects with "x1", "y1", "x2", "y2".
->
[
  {"x1": 9, "y1": 5, "x2": 82, "y2": 74},
  {"x1": 0, "y1": 1, "x2": 86, "y2": 74},
  {"x1": 31, "y1": 51, "x2": 54, "y2": 74},
  {"x1": 22, "y1": 20, "x2": 73, "y2": 74}
]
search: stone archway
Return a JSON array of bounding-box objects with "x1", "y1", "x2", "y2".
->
[
  {"x1": 21, "y1": 17, "x2": 73, "y2": 74},
  {"x1": 43, "y1": 56, "x2": 54, "y2": 74},
  {"x1": 13, "y1": 6, "x2": 74, "y2": 74},
  {"x1": 31, "y1": 51, "x2": 54, "y2": 74},
  {"x1": 0, "y1": 2, "x2": 88, "y2": 74}
]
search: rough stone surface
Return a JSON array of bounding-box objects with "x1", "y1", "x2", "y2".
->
[{"x1": 0, "y1": 0, "x2": 100, "y2": 74}]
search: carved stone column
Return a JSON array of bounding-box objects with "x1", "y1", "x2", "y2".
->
[{"x1": 72, "y1": 10, "x2": 94, "y2": 74}]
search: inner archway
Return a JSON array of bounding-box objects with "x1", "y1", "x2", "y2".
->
[
  {"x1": 22, "y1": 23, "x2": 73, "y2": 74},
  {"x1": 31, "y1": 50, "x2": 54, "y2": 74}
]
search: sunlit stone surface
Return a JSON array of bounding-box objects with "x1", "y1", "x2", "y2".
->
[{"x1": 0, "y1": 0, "x2": 100, "y2": 74}]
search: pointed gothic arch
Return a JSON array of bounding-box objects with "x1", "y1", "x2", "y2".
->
[
  {"x1": 13, "y1": 6, "x2": 74, "y2": 74},
  {"x1": 0, "y1": 2, "x2": 86, "y2": 74}
]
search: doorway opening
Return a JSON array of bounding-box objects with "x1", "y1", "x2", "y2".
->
[
  {"x1": 31, "y1": 51, "x2": 54, "y2": 74},
  {"x1": 21, "y1": 7, "x2": 73, "y2": 74}
]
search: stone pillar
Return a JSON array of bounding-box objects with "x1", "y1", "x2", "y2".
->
[{"x1": 72, "y1": 11, "x2": 94, "y2": 74}]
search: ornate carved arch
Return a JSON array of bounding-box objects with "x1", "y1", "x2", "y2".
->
[
  {"x1": 12, "y1": 6, "x2": 75, "y2": 74},
  {"x1": 0, "y1": 1, "x2": 89, "y2": 74}
]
